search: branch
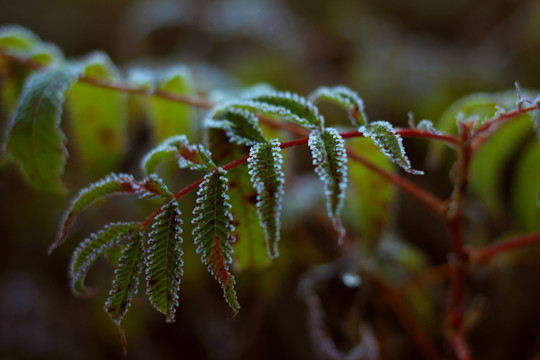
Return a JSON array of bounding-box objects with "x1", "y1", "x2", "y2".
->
[{"x1": 470, "y1": 231, "x2": 540, "y2": 264}]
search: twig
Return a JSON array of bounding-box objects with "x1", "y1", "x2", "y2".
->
[{"x1": 470, "y1": 231, "x2": 540, "y2": 264}]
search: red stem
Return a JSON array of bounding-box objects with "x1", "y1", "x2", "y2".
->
[
  {"x1": 471, "y1": 231, "x2": 540, "y2": 264},
  {"x1": 449, "y1": 332, "x2": 472, "y2": 360}
]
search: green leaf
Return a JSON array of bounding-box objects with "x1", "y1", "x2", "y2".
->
[
  {"x1": 208, "y1": 130, "x2": 271, "y2": 269},
  {"x1": 247, "y1": 139, "x2": 285, "y2": 258},
  {"x1": 0, "y1": 25, "x2": 39, "y2": 52},
  {"x1": 105, "y1": 231, "x2": 144, "y2": 325},
  {"x1": 147, "y1": 66, "x2": 194, "y2": 141},
  {"x1": 231, "y1": 91, "x2": 324, "y2": 130},
  {"x1": 361, "y1": 121, "x2": 423, "y2": 175},
  {"x1": 145, "y1": 200, "x2": 183, "y2": 322},
  {"x1": 206, "y1": 107, "x2": 268, "y2": 146},
  {"x1": 309, "y1": 85, "x2": 367, "y2": 126},
  {"x1": 51, "y1": 173, "x2": 170, "y2": 253},
  {"x1": 470, "y1": 115, "x2": 535, "y2": 220},
  {"x1": 345, "y1": 138, "x2": 395, "y2": 248},
  {"x1": 308, "y1": 127, "x2": 348, "y2": 243},
  {"x1": 5, "y1": 67, "x2": 77, "y2": 193},
  {"x1": 70, "y1": 222, "x2": 140, "y2": 295},
  {"x1": 141, "y1": 135, "x2": 215, "y2": 174},
  {"x1": 192, "y1": 168, "x2": 240, "y2": 314},
  {"x1": 67, "y1": 52, "x2": 127, "y2": 176},
  {"x1": 512, "y1": 141, "x2": 540, "y2": 231}
]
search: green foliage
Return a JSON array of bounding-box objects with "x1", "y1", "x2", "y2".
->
[
  {"x1": 6, "y1": 67, "x2": 77, "y2": 193},
  {"x1": 105, "y1": 231, "x2": 145, "y2": 324},
  {"x1": 192, "y1": 169, "x2": 240, "y2": 313},
  {"x1": 145, "y1": 201, "x2": 183, "y2": 322},
  {"x1": 512, "y1": 141, "x2": 540, "y2": 231},
  {"x1": 247, "y1": 138, "x2": 285, "y2": 258},
  {"x1": 308, "y1": 127, "x2": 348, "y2": 243},
  {"x1": 207, "y1": 107, "x2": 267, "y2": 146},
  {"x1": 70, "y1": 222, "x2": 140, "y2": 294},
  {"x1": 309, "y1": 85, "x2": 367, "y2": 126},
  {"x1": 67, "y1": 52, "x2": 127, "y2": 176},
  {"x1": 361, "y1": 121, "x2": 423, "y2": 175}
]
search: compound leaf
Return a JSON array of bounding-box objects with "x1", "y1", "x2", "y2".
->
[
  {"x1": 206, "y1": 107, "x2": 267, "y2": 146},
  {"x1": 70, "y1": 222, "x2": 140, "y2": 295},
  {"x1": 309, "y1": 85, "x2": 367, "y2": 126},
  {"x1": 105, "y1": 231, "x2": 144, "y2": 325},
  {"x1": 247, "y1": 138, "x2": 285, "y2": 258},
  {"x1": 5, "y1": 66, "x2": 77, "y2": 193},
  {"x1": 192, "y1": 169, "x2": 239, "y2": 314},
  {"x1": 308, "y1": 127, "x2": 348, "y2": 243},
  {"x1": 51, "y1": 173, "x2": 170, "y2": 253},
  {"x1": 67, "y1": 52, "x2": 127, "y2": 176},
  {"x1": 145, "y1": 201, "x2": 183, "y2": 322},
  {"x1": 361, "y1": 121, "x2": 423, "y2": 175}
]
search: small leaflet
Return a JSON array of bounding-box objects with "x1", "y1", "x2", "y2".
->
[
  {"x1": 416, "y1": 120, "x2": 442, "y2": 135},
  {"x1": 191, "y1": 169, "x2": 240, "y2": 314},
  {"x1": 309, "y1": 85, "x2": 367, "y2": 126},
  {"x1": 105, "y1": 231, "x2": 144, "y2": 325},
  {"x1": 308, "y1": 128, "x2": 348, "y2": 243},
  {"x1": 70, "y1": 222, "x2": 140, "y2": 295},
  {"x1": 141, "y1": 135, "x2": 216, "y2": 174},
  {"x1": 247, "y1": 138, "x2": 285, "y2": 258},
  {"x1": 145, "y1": 201, "x2": 183, "y2": 322},
  {"x1": 361, "y1": 121, "x2": 424, "y2": 175},
  {"x1": 206, "y1": 107, "x2": 268, "y2": 146}
]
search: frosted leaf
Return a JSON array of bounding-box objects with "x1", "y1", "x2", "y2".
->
[
  {"x1": 416, "y1": 120, "x2": 442, "y2": 135},
  {"x1": 209, "y1": 83, "x2": 275, "y2": 103},
  {"x1": 308, "y1": 128, "x2": 348, "y2": 243},
  {"x1": 205, "y1": 107, "x2": 267, "y2": 146},
  {"x1": 361, "y1": 121, "x2": 423, "y2": 175},
  {"x1": 247, "y1": 138, "x2": 285, "y2": 257},
  {"x1": 309, "y1": 85, "x2": 367, "y2": 126}
]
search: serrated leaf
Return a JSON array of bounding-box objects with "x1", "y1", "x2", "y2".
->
[
  {"x1": 308, "y1": 127, "x2": 348, "y2": 243},
  {"x1": 141, "y1": 135, "x2": 215, "y2": 174},
  {"x1": 206, "y1": 107, "x2": 267, "y2": 146},
  {"x1": 67, "y1": 52, "x2": 127, "y2": 176},
  {"x1": 361, "y1": 121, "x2": 423, "y2": 175},
  {"x1": 512, "y1": 141, "x2": 540, "y2": 231},
  {"x1": 344, "y1": 138, "x2": 395, "y2": 248},
  {"x1": 5, "y1": 67, "x2": 78, "y2": 193},
  {"x1": 231, "y1": 91, "x2": 324, "y2": 130},
  {"x1": 470, "y1": 115, "x2": 534, "y2": 219},
  {"x1": 309, "y1": 85, "x2": 367, "y2": 126},
  {"x1": 192, "y1": 168, "x2": 240, "y2": 313},
  {"x1": 105, "y1": 231, "x2": 144, "y2": 325},
  {"x1": 208, "y1": 130, "x2": 270, "y2": 269},
  {"x1": 70, "y1": 222, "x2": 140, "y2": 295},
  {"x1": 247, "y1": 139, "x2": 285, "y2": 258},
  {"x1": 147, "y1": 66, "x2": 194, "y2": 141},
  {"x1": 51, "y1": 173, "x2": 170, "y2": 253},
  {"x1": 145, "y1": 201, "x2": 183, "y2": 322}
]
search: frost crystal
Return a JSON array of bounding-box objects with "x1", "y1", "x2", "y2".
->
[{"x1": 309, "y1": 85, "x2": 367, "y2": 126}]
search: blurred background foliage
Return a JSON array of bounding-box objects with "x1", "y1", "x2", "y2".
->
[{"x1": 0, "y1": 0, "x2": 539, "y2": 359}]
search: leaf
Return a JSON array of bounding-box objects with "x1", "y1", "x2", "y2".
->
[
  {"x1": 147, "y1": 66, "x2": 194, "y2": 141},
  {"x1": 51, "y1": 173, "x2": 170, "y2": 253},
  {"x1": 469, "y1": 115, "x2": 535, "y2": 219},
  {"x1": 308, "y1": 127, "x2": 348, "y2": 243},
  {"x1": 231, "y1": 91, "x2": 324, "y2": 130},
  {"x1": 67, "y1": 52, "x2": 127, "y2": 176},
  {"x1": 5, "y1": 66, "x2": 78, "y2": 193},
  {"x1": 247, "y1": 138, "x2": 285, "y2": 258},
  {"x1": 512, "y1": 141, "x2": 540, "y2": 231},
  {"x1": 105, "y1": 231, "x2": 144, "y2": 325},
  {"x1": 208, "y1": 130, "x2": 270, "y2": 269},
  {"x1": 416, "y1": 120, "x2": 442, "y2": 135},
  {"x1": 192, "y1": 168, "x2": 240, "y2": 313},
  {"x1": 361, "y1": 121, "x2": 423, "y2": 175},
  {"x1": 206, "y1": 107, "x2": 267, "y2": 146},
  {"x1": 344, "y1": 138, "x2": 395, "y2": 248},
  {"x1": 309, "y1": 85, "x2": 367, "y2": 126},
  {"x1": 141, "y1": 135, "x2": 215, "y2": 174},
  {"x1": 0, "y1": 25, "x2": 39, "y2": 52},
  {"x1": 145, "y1": 200, "x2": 183, "y2": 322},
  {"x1": 70, "y1": 222, "x2": 140, "y2": 295}
]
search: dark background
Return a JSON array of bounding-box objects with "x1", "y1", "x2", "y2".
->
[{"x1": 1, "y1": 0, "x2": 539, "y2": 359}]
